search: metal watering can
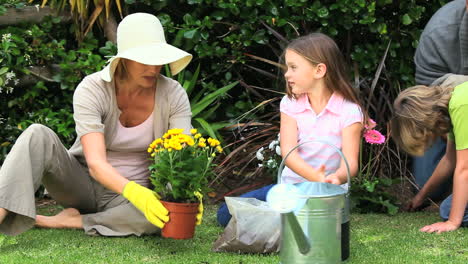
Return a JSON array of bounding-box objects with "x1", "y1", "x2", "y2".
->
[{"x1": 266, "y1": 140, "x2": 350, "y2": 264}]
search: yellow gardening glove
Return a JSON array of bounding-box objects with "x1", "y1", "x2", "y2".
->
[
  {"x1": 122, "y1": 181, "x2": 169, "y2": 228},
  {"x1": 194, "y1": 191, "x2": 203, "y2": 225}
]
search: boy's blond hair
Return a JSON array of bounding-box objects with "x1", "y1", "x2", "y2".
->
[{"x1": 391, "y1": 85, "x2": 453, "y2": 156}]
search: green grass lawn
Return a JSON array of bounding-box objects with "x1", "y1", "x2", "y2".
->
[{"x1": 0, "y1": 204, "x2": 467, "y2": 264}]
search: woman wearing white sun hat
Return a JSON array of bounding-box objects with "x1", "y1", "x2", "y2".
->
[{"x1": 0, "y1": 13, "x2": 197, "y2": 236}]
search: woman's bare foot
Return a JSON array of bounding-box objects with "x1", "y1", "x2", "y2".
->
[
  {"x1": 35, "y1": 208, "x2": 83, "y2": 229},
  {"x1": 0, "y1": 208, "x2": 8, "y2": 224}
]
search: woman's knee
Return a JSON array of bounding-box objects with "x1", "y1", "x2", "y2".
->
[
  {"x1": 22, "y1": 124, "x2": 54, "y2": 138},
  {"x1": 17, "y1": 124, "x2": 56, "y2": 145},
  {"x1": 18, "y1": 124, "x2": 61, "y2": 152}
]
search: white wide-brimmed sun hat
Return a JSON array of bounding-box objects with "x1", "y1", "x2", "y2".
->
[{"x1": 101, "y1": 13, "x2": 192, "y2": 82}]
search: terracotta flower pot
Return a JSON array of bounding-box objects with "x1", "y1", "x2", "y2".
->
[{"x1": 161, "y1": 201, "x2": 199, "y2": 239}]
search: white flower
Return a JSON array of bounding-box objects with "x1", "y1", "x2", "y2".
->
[
  {"x1": 267, "y1": 159, "x2": 275, "y2": 167},
  {"x1": 6, "y1": 86, "x2": 13, "y2": 94},
  {"x1": 258, "y1": 164, "x2": 263, "y2": 167},
  {"x1": 26, "y1": 30, "x2": 33, "y2": 36},
  {"x1": 14, "y1": 79, "x2": 19, "y2": 85},
  {"x1": 5, "y1": 72, "x2": 15, "y2": 81},
  {"x1": 2, "y1": 33, "x2": 11, "y2": 43},
  {"x1": 256, "y1": 147, "x2": 264, "y2": 161},
  {"x1": 277, "y1": 133, "x2": 281, "y2": 141},
  {"x1": 268, "y1": 141, "x2": 275, "y2": 150},
  {"x1": 276, "y1": 145, "x2": 281, "y2": 156}
]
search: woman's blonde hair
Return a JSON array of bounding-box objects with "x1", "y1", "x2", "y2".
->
[
  {"x1": 391, "y1": 85, "x2": 453, "y2": 156},
  {"x1": 114, "y1": 59, "x2": 129, "y2": 80}
]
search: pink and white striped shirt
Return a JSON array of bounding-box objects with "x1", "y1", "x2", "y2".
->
[{"x1": 280, "y1": 93, "x2": 363, "y2": 184}]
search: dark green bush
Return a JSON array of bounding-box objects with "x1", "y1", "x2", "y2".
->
[{"x1": 0, "y1": 15, "x2": 109, "y2": 159}]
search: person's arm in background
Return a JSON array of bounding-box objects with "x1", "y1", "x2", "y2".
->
[
  {"x1": 419, "y1": 147, "x2": 468, "y2": 233},
  {"x1": 280, "y1": 112, "x2": 325, "y2": 182},
  {"x1": 406, "y1": 141, "x2": 456, "y2": 211},
  {"x1": 324, "y1": 122, "x2": 362, "y2": 185},
  {"x1": 419, "y1": 101, "x2": 468, "y2": 232}
]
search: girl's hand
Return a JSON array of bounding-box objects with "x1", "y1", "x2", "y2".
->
[
  {"x1": 324, "y1": 173, "x2": 341, "y2": 185},
  {"x1": 316, "y1": 165, "x2": 326, "y2": 182},
  {"x1": 419, "y1": 220, "x2": 460, "y2": 234}
]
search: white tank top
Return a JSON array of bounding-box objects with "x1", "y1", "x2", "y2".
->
[{"x1": 106, "y1": 112, "x2": 154, "y2": 188}]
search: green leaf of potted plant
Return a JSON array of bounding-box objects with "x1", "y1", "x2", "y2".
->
[{"x1": 147, "y1": 128, "x2": 222, "y2": 239}]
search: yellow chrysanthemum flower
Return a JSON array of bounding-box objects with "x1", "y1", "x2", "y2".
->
[
  {"x1": 187, "y1": 138, "x2": 195, "y2": 146},
  {"x1": 198, "y1": 142, "x2": 206, "y2": 148},
  {"x1": 209, "y1": 139, "x2": 220, "y2": 147},
  {"x1": 168, "y1": 128, "x2": 184, "y2": 136},
  {"x1": 190, "y1": 128, "x2": 197, "y2": 135},
  {"x1": 194, "y1": 133, "x2": 202, "y2": 139},
  {"x1": 216, "y1": 146, "x2": 223, "y2": 153},
  {"x1": 147, "y1": 147, "x2": 153, "y2": 153}
]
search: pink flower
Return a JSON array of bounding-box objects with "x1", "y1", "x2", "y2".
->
[
  {"x1": 365, "y1": 118, "x2": 377, "y2": 130},
  {"x1": 364, "y1": 129, "x2": 385, "y2": 144}
]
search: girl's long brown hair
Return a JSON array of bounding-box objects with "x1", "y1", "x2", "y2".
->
[{"x1": 284, "y1": 33, "x2": 366, "y2": 119}]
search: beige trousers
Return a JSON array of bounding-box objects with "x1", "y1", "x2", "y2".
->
[{"x1": 0, "y1": 124, "x2": 158, "y2": 236}]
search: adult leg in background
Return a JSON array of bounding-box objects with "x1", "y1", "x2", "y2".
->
[
  {"x1": 439, "y1": 194, "x2": 468, "y2": 227},
  {"x1": 0, "y1": 124, "x2": 97, "y2": 235},
  {"x1": 412, "y1": 137, "x2": 452, "y2": 202}
]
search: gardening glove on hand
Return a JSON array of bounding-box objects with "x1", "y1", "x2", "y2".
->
[
  {"x1": 123, "y1": 181, "x2": 169, "y2": 228},
  {"x1": 194, "y1": 191, "x2": 203, "y2": 225}
]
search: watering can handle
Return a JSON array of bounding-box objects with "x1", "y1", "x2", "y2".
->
[{"x1": 276, "y1": 139, "x2": 351, "y2": 192}]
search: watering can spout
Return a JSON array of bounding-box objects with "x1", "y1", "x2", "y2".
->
[
  {"x1": 284, "y1": 212, "x2": 310, "y2": 254},
  {"x1": 266, "y1": 183, "x2": 311, "y2": 255}
]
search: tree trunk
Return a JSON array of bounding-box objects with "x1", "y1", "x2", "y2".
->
[
  {"x1": 17, "y1": 65, "x2": 61, "y2": 87},
  {"x1": 0, "y1": 6, "x2": 71, "y2": 26},
  {"x1": 103, "y1": 13, "x2": 118, "y2": 44}
]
